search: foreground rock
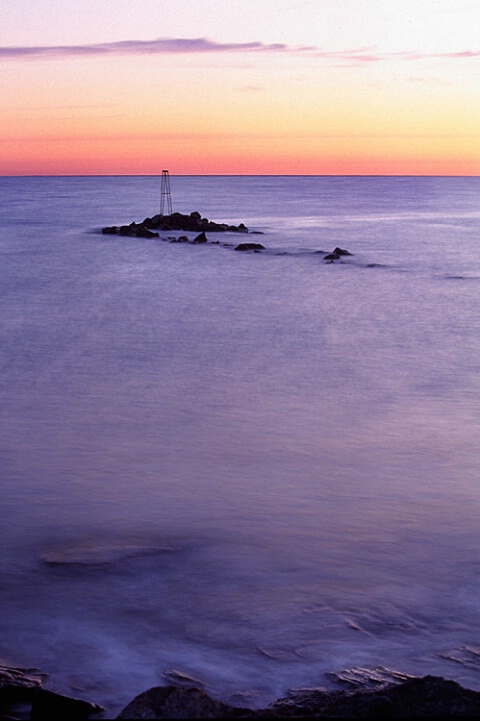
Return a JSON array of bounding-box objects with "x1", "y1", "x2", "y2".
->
[
  {"x1": 102, "y1": 211, "x2": 249, "y2": 238},
  {"x1": 116, "y1": 676, "x2": 480, "y2": 718},
  {"x1": 3, "y1": 665, "x2": 480, "y2": 719},
  {"x1": 116, "y1": 686, "x2": 252, "y2": 719},
  {"x1": 0, "y1": 664, "x2": 46, "y2": 704},
  {"x1": 30, "y1": 690, "x2": 104, "y2": 720},
  {"x1": 266, "y1": 676, "x2": 480, "y2": 718},
  {"x1": 0, "y1": 664, "x2": 103, "y2": 720}
]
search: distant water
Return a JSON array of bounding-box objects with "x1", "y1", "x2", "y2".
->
[{"x1": 1, "y1": 176, "x2": 480, "y2": 715}]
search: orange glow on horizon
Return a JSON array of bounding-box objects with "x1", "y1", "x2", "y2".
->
[{"x1": 2, "y1": 129, "x2": 478, "y2": 176}]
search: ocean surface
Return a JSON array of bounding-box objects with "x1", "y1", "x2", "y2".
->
[{"x1": 1, "y1": 175, "x2": 479, "y2": 715}]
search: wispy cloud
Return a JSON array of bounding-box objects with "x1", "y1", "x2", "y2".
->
[
  {"x1": 0, "y1": 37, "x2": 315, "y2": 59},
  {"x1": 0, "y1": 37, "x2": 479, "y2": 64}
]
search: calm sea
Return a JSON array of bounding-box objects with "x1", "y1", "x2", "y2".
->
[{"x1": 1, "y1": 176, "x2": 479, "y2": 715}]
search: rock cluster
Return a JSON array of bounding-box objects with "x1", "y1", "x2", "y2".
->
[
  {"x1": 102, "y1": 211, "x2": 249, "y2": 238},
  {"x1": 3, "y1": 664, "x2": 480, "y2": 720},
  {"x1": 117, "y1": 676, "x2": 480, "y2": 718},
  {"x1": 100, "y1": 211, "x2": 358, "y2": 263}
]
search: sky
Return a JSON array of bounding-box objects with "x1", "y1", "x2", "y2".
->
[{"x1": 1, "y1": 0, "x2": 479, "y2": 175}]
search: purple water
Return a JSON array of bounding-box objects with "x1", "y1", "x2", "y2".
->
[{"x1": 1, "y1": 176, "x2": 480, "y2": 715}]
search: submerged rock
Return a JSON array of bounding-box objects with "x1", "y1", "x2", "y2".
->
[
  {"x1": 323, "y1": 246, "x2": 353, "y2": 261},
  {"x1": 162, "y1": 669, "x2": 206, "y2": 688},
  {"x1": 326, "y1": 665, "x2": 415, "y2": 688},
  {"x1": 234, "y1": 243, "x2": 266, "y2": 252},
  {"x1": 100, "y1": 219, "x2": 363, "y2": 266}
]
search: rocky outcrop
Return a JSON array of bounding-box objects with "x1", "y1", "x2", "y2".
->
[
  {"x1": 102, "y1": 211, "x2": 249, "y2": 238},
  {"x1": 116, "y1": 676, "x2": 480, "y2": 719},
  {"x1": 272, "y1": 675, "x2": 480, "y2": 718},
  {"x1": 3, "y1": 664, "x2": 480, "y2": 719},
  {"x1": 100, "y1": 215, "x2": 359, "y2": 265}
]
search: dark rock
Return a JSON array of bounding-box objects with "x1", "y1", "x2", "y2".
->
[
  {"x1": 144, "y1": 212, "x2": 249, "y2": 234},
  {"x1": 193, "y1": 232, "x2": 208, "y2": 244},
  {"x1": 0, "y1": 665, "x2": 46, "y2": 705},
  {"x1": 144, "y1": 214, "x2": 162, "y2": 227},
  {"x1": 0, "y1": 665, "x2": 46, "y2": 691},
  {"x1": 201, "y1": 221, "x2": 226, "y2": 232},
  {"x1": 135, "y1": 226, "x2": 159, "y2": 239},
  {"x1": 113, "y1": 223, "x2": 159, "y2": 239},
  {"x1": 266, "y1": 675, "x2": 480, "y2": 717},
  {"x1": 116, "y1": 676, "x2": 480, "y2": 718},
  {"x1": 30, "y1": 689, "x2": 103, "y2": 720},
  {"x1": 103, "y1": 211, "x2": 251, "y2": 239},
  {"x1": 0, "y1": 665, "x2": 104, "y2": 721},
  {"x1": 234, "y1": 243, "x2": 266, "y2": 252},
  {"x1": 116, "y1": 686, "x2": 253, "y2": 719},
  {"x1": 323, "y1": 247, "x2": 353, "y2": 261}
]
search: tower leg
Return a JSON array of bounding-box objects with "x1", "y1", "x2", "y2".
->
[{"x1": 160, "y1": 170, "x2": 173, "y2": 215}]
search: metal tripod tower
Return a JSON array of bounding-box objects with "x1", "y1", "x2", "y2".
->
[{"x1": 160, "y1": 170, "x2": 172, "y2": 215}]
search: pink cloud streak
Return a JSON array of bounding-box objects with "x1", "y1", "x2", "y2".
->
[{"x1": 0, "y1": 37, "x2": 478, "y2": 63}]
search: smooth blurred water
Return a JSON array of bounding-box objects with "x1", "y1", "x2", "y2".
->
[{"x1": 1, "y1": 176, "x2": 480, "y2": 715}]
